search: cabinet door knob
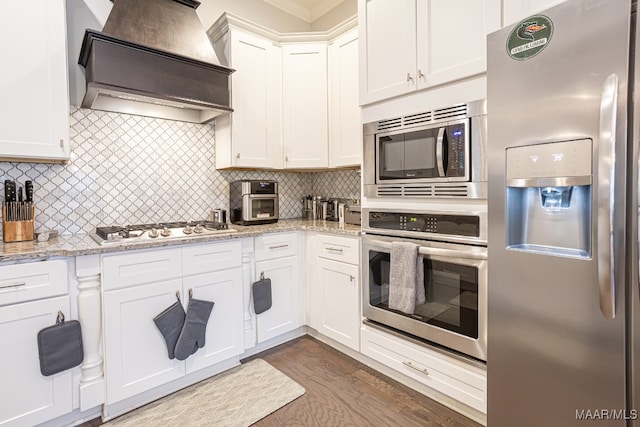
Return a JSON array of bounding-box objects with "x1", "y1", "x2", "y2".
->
[
  {"x1": 418, "y1": 69, "x2": 425, "y2": 79},
  {"x1": 236, "y1": 153, "x2": 241, "y2": 159},
  {"x1": 349, "y1": 275, "x2": 355, "y2": 282},
  {"x1": 406, "y1": 73, "x2": 413, "y2": 82},
  {"x1": 285, "y1": 156, "x2": 289, "y2": 162}
]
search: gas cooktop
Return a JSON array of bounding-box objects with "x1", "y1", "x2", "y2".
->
[{"x1": 91, "y1": 220, "x2": 237, "y2": 245}]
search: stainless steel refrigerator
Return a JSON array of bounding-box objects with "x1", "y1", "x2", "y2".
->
[{"x1": 487, "y1": 0, "x2": 639, "y2": 425}]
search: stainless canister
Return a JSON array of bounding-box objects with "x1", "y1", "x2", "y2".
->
[
  {"x1": 302, "y1": 196, "x2": 313, "y2": 219},
  {"x1": 320, "y1": 201, "x2": 328, "y2": 220}
]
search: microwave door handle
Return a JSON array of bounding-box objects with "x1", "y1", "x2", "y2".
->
[
  {"x1": 436, "y1": 128, "x2": 446, "y2": 177},
  {"x1": 597, "y1": 73, "x2": 618, "y2": 320}
]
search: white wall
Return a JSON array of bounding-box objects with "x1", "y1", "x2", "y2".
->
[
  {"x1": 197, "y1": 0, "x2": 311, "y2": 32},
  {"x1": 66, "y1": 0, "x2": 111, "y2": 106},
  {"x1": 311, "y1": 0, "x2": 356, "y2": 31}
]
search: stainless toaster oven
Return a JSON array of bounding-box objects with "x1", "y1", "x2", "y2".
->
[{"x1": 230, "y1": 180, "x2": 279, "y2": 225}]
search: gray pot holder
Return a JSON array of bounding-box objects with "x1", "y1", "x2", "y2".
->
[
  {"x1": 37, "y1": 311, "x2": 84, "y2": 376},
  {"x1": 174, "y1": 293, "x2": 215, "y2": 361},
  {"x1": 153, "y1": 293, "x2": 186, "y2": 360},
  {"x1": 252, "y1": 274, "x2": 272, "y2": 315}
]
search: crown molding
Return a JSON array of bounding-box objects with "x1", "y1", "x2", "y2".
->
[
  {"x1": 208, "y1": 12, "x2": 357, "y2": 44},
  {"x1": 261, "y1": 0, "x2": 346, "y2": 23}
]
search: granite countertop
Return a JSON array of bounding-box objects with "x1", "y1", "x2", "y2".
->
[{"x1": 0, "y1": 219, "x2": 361, "y2": 262}]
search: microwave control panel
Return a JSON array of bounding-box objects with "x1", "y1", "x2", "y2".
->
[
  {"x1": 446, "y1": 123, "x2": 467, "y2": 177},
  {"x1": 368, "y1": 211, "x2": 479, "y2": 237}
]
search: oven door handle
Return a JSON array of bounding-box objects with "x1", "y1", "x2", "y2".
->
[
  {"x1": 365, "y1": 239, "x2": 487, "y2": 260},
  {"x1": 436, "y1": 127, "x2": 446, "y2": 177},
  {"x1": 248, "y1": 194, "x2": 277, "y2": 199}
]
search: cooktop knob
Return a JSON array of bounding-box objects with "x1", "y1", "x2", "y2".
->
[
  {"x1": 149, "y1": 228, "x2": 159, "y2": 238},
  {"x1": 194, "y1": 224, "x2": 204, "y2": 234},
  {"x1": 161, "y1": 226, "x2": 171, "y2": 237}
]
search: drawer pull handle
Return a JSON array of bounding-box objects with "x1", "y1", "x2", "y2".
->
[
  {"x1": 0, "y1": 282, "x2": 26, "y2": 289},
  {"x1": 326, "y1": 247, "x2": 344, "y2": 253},
  {"x1": 269, "y1": 244, "x2": 289, "y2": 249},
  {"x1": 402, "y1": 361, "x2": 429, "y2": 375}
]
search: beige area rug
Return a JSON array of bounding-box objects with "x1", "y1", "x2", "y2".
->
[{"x1": 104, "y1": 359, "x2": 305, "y2": 427}]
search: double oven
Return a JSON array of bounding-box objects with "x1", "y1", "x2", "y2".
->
[{"x1": 361, "y1": 100, "x2": 488, "y2": 361}]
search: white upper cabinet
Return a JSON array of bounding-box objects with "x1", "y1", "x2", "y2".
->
[
  {"x1": 282, "y1": 43, "x2": 329, "y2": 169},
  {"x1": 0, "y1": 0, "x2": 70, "y2": 163},
  {"x1": 209, "y1": 14, "x2": 359, "y2": 171},
  {"x1": 418, "y1": 0, "x2": 501, "y2": 88},
  {"x1": 329, "y1": 29, "x2": 361, "y2": 168},
  {"x1": 358, "y1": 0, "x2": 417, "y2": 104},
  {"x1": 358, "y1": 0, "x2": 501, "y2": 105},
  {"x1": 212, "y1": 28, "x2": 283, "y2": 169},
  {"x1": 502, "y1": 0, "x2": 568, "y2": 27}
]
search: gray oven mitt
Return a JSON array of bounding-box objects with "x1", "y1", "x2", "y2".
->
[
  {"x1": 153, "y1": 301, "x2": 186, "y2": 359},
  {"x1": 174, "y1": 297, "x2": 215, "y2": 361}
]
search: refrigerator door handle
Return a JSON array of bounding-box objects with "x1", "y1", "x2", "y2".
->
[
  {"x1": 436, "y1": 127, "x2": 446, "y2": 177},
  {"x1": 597, "y1": 73, "x2": 618, "y2": 320}
]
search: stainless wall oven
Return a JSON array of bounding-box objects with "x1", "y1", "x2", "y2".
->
[
  {"x1": 362, "y1": 208, "x2": 487, "y2": 361},
  {"x1": 363, "y1": 99, "x2": 487, "y2": 199}
]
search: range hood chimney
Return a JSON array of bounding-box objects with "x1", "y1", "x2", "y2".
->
[{"x1": 78, "y1": 0, "x2": 233, "y2": 124}]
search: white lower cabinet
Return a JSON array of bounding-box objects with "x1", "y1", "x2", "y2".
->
[
  {"x1": 102, "y1": 242, "x2": 243, "y2": 406},
  {"x1": 255, "y1": 255, "x2": 302, "y2": 342},
  {"x1": 183, "y1": 270, "x2": 244, "y2": 373},
  {"x1": 361, "y1": 324, "x2": 487, "y2": 414},
  {"x1": 316, "y1": 258, "x2": 360, "y2": 350},
  {"x1": 0, "y1": 296, "x2": 72, "y2": 427},
  {"x1": 251, "y1": 232, "x2": 303, "y2": 344},
  {"x1": 307, "y1": 233, "x2": 361, "y2": 351},
  {"x1": 103, "y1": 279, "x2": 186, "y2": 404}
]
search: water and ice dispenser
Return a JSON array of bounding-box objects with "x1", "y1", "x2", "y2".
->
[{"x1": 505, "y1": 139, "x2": 592, "y2": 258}]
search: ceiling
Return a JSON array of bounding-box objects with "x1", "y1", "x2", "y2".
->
[{"x1": 260, "y1": 0, "x2": 347, "y2": 22}]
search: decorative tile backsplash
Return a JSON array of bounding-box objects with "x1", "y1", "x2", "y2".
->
[
  {"x1": 0, "y1": 107, "x2": 360, "y2": 236},
  {"x1": 311, "y1": 169, "x2": 361, "y2": 202}
]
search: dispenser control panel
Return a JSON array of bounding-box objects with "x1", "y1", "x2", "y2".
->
[
  {"x1": 367, "y1": 211, "x2": 480, "y2": 237},
  {"x1": 506, "y1": 139, "x2": 592, "y2": 180}
]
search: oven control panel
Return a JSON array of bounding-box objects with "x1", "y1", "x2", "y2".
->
[{"x1": 367, "y1": 211, "x2": 480, "y2": 237}]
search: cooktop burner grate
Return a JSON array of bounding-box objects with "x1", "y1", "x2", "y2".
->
[{"x1": 93, "y1": 220, "x2": 236, "y2": 244}]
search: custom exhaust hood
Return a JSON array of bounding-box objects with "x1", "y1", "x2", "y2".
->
[{"x1": 78, "y1": 0, "x2": 233, "y2": 124}]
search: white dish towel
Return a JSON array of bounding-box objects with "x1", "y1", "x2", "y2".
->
[{"x1": 388, "y1": 241, "x2": 425, "y2": 314}]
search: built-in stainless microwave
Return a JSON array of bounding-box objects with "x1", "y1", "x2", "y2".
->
[{"x1": 363, "y1": 100, "x2": 487, "y2": 199}]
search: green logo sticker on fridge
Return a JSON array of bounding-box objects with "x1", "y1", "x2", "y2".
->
[{"x1": 507, "y1": 15, "x2": 553, "y2": 60}]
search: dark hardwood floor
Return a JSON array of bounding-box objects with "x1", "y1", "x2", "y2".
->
[
  {"x1": 243, "y1": 336, "x2": 481, "y2": 427},
  {"x1": 81, "y1": 336, "x2": 481, "y2": 427}
]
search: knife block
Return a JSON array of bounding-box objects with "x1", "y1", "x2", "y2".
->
[{"x1": 2, "y1": 205, "x2": 35, "y2": 243}]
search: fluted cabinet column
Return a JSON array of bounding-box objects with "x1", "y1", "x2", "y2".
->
[
  {"x1": 75, "y1": 254, "x2": 105, "y2": 411},
  {"x1": 241, "y1": 238, "x2": 256, "y2": 349}
]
